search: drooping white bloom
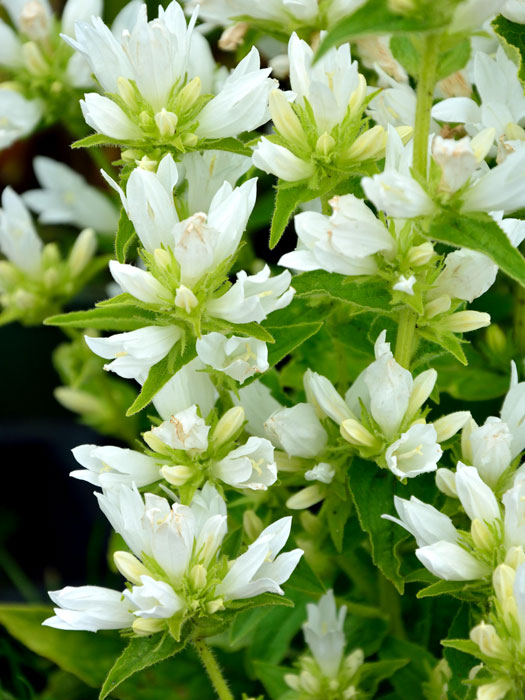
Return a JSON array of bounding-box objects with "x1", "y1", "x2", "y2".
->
[
  {"x1": 216, "y1": 516, "x2": 303, "y2": 600},
  {"x1": 302, "y1": 590, "x2": 346, "y2": 678},
  {"x1": 23, "y1": 157, "x2": 119, "y2": 232},
  {"x1": 149, "y1": 405, "x2": 210, "y2": 452},
  {"x1": 0, "y1": 89, "x2": 42, "y2": 150},
  {"x1": 123, "y1": 575, "x2": 185, "y2": 621},
  {"x1": 0, "y1": 186, "x2": 43, "y2": 275},
  {"x1": 449, "y1": 0, "x2": 504, "y2": 33},
  {"x1": 196, "y1": 333, "x2": 269, "y2": 383},
  {"x1": 279, "y1": 194, "x2": 392, "y2": 276},
  {"x1": 70, "y1": 444, "x2": 161, "y2": 488},
  {"x1": 416, "y1": 541, "x2": 491, "y2": 581},
  {"x1": 385, "y1": 423, "x2": 442, "y2": 479},
  {"x1": 382, "y1": 496, "x2": 458, "y2": 548},
  {"x1": 43, "y1": 586, "x2": 136, "y2": 632},
  {"x1": 207, "y1": 266, "x2": 294, "y2": 323},
  {"x1": 431, "y1": 248, "x2": 498, "y2": 304},
  {"x1": 264, "y1": 403, "x2": 328, "y2": 459},
  {"x1": 212, "y1": 436, "x2": 277, "y2": 490},
  {"x1": 85, "y1": 326, "x2": 182, "y2": 380},
  {"x1": 152, "y1": 358, "x2": 218, "y2": 421}
]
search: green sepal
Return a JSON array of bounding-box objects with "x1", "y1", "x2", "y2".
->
[
  {"x1": 115, "y1": 209, "x2": 137, "y2": 264},
  {"x1": 44, "y1": 305, "x2": 157, "y2": 331},
  {"x1": 198, "y1": 137, "x2": 252, "y2": 156},
  {"x1": 72, "y1": 134, "x2": 124, "y2": 149},
  {"x1": 440, "y1": 638, "x2": 487, "y2": 662},
  {"x1": 417, "y1": 579, "x2": 488, "y2": 601},
  {"x1": 418, "y1": 326, "x2": 468, "y2": 365},
  {"x1": 269, "y1": 184, "x2": 308, "y2": 250}
]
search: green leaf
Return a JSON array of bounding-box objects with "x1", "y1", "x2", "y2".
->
[
  {"x1": 45, "y1": 305, "x2": 157, "y2": 331},
  {"x1": 436, "y1": 38, "x2": 471, "y2": 81},
  {"x1": 417, "y1": 579, "x2": 485, "y2": 601},
  {"x1": 229, "y1": 321, "x2": 275, "y2": 343},
  {"x1": 265, "y1": 322, "x2": 323, "y2": 369},
  {"x1": 360, "y1": 659, "x2": 410, "y2": 695},
  {"x1": 126, "y1": 343, "x2": 197, "y2": 416},
  {"x1": 429, "y1": 210, "x2": 525, "y2": 287},
  {"x1": 292, "y1": 270, "x2": 392, "y2": 313},
  {"x1": 390, "y1": 36, "x2": 420, "y2": 78},
  {"x1": 322, "y1": 489, "x2": 352, "y2": 552},
  {"x1": 379, "y1": 637, "x2": 437, "y2": 700},
  {"x1": 269, "y1": 185, "x2": 306, "y2": 250},
  {"x1": 315, "y1": 0, "x2": 447, "y2": 61},
  {"x1": 443, "y1": 604, "x2": 479, "y2": 700},
  {"x1": 72, "y1": 134, "x2": 122, "y2": 149},
  {"x1": 492, "y1": 14, "x2": 525, "y2": 82},
  {"x1": 199, "y1": 137, "x2": 252, "y2": 156},
  {"x1": 441, "y1": 639, "x2": 484, "y2": 660},
  {"x1": 252, "y1": 661, "x2": 293, "y2": 700},
  {"x1": 115, "y1": 209, "x2": 136, "y2": 264},
  {"x1": 0, "y1": 605, "x2": 124, "y2": 688},
  {"x1": 99, "y1": 631, "x2": 188, "y2": 700},
  {"x1": 418, "y1": 326, "x2": 467, "y2": 365}
]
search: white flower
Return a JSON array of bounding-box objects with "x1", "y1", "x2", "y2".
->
[
  {"x1": 85, "y1": 326, "x2": 182, "y2": 380},
  {"x1": 431, "y1": 248, "x2": 497, "y2": 303},
  {"x1": 180, "y1": 150, "x2": 251, "y2": 213},
  {"x1": 382, "y1": 496, "x2": 458, "y2": 548},
  {"x1": 212, "y1": 436, "x2": 277, "y2": 489},
  {"x1": 150, "y1": 405, "x2": 210, "y2": 452},
  {"x1": 22, "y1": 157, "x2": 119, "y2": 232},
  {"x1": 362, "y1": 169, "x2": 434, "y2": 219},
  {"x1": 501, "y1": 365, "x2": 525, "y2": 459},
  {"x1": 449, "y1": 0, "x2": 504, "y2": 33},
  {"x1": 461, "y1": 148, "x2": 525, "y2": 214},
  {"x1": 216, "y1": 516, "x2": 303, "y2": 599},
  {"x1": 305, "y1": 462, "x2": 335, "y2": 484},
  {"x1": 303, "y1": 369, "x2": 354, "y2": 424},
  {"x1": 264, "y1": 403, "x2": 328, "y2": 459},
  {"x1": 43, "y1": 586, "x2": 135, "y2": 632},
  {"x1": 0, "y1": 19, "x2": 23, "y2": 68},
  {"x1": 207, "y1": 265, "x2": 294, "y2": 324},
  {"x1": 502, "y1": 0, "x2": 525, "y2": 21},
  {"x1": 252, "y1": 137, "x2": 314, "y2": 182},
  {"x1": 0, "y1": 89, "x2": 42, "y2": 151},
  {"x1": 468, "y1": 418, "x2": 513, "y2": 487},
  {"x1": 416, "y1": 541, "x2": 491, "y2": 581},
  {"x1": 303, "y1": 590, "x2": 346, "y2": 678},
  {"x1": 385, "y1": 423, "x2": 442, "y2": 479},
  {"x1": 196, "y1": 332, "x2": 268, "y2": 383},
  {"x1": 232, "y1": 380, "x2": 282, "y2": 437},
  {"x1": 0, "y1": 186, "x2": 42, "y2": 275},
  {"x1": 393, "y1": 274, "x2": 416, "y2": 295},
  {"x1": 109, "y1": 260, "x2": 172, "y2": 305},
  {"x1": 503, "y1": 480, "x2": 525, "y2": 549},
  {"x1": 152, "y1": 358, "x2": 218, "y2": 422},
  {"x1": 455, "y1": 463, "x2": 500, "y2": 523},
  {"x1": 70, "y1": 444, "x2": 161, "y2": 488},
  {"x1": 123, "y1": 575, "x2": 185, "y2": 620},
  {"x1": 80, "y1": 92, "x2": 144, "y2": 141}
]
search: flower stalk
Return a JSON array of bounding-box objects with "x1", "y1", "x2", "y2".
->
[{"x1": 194, "y1": 638, "x2": 235, "y2": 700}]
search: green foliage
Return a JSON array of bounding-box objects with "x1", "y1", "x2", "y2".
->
[
  {"x1": 45, "y1": 305, "x2": 156, "y2": 331},
  {"x1": 492, "y1": 14, "x2": 525, "y2": 81},
  {"x1": 115, "y1": 209, "x2": 137, "y2": 264},
  {"x1": 291, "y1": 270, "x2": 393, "y2": 313}
]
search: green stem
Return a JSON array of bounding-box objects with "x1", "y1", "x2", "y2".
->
[
  {"x1": 514, "y1": 271, "x2": 525, "y2": 357},
  {"x1": 394, "y1": 307, "x2": 417, "y2": 368},
  {"x1": 194, "y1": 638, "x2": 234, "y2": 700},
  {"x1": 378, "y1": 574, "x2": 406, "y2": 639},
  {"x1": 412, "y1": 32, "x2": 440, "y2": 179}
]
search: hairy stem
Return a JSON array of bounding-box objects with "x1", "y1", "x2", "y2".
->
[{"x1": 194, "y1": 638, "x2": 234, "y2": 700}]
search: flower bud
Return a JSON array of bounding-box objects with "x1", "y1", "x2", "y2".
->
[
  {"x1": 340, "y1": 419, "x2": 378, "y2": 448},
  {"x1": 274, "y1": 452, "x2": 304, "y2": 472},
  {"x1": 132, "y1": 617, "x2": 166, "y2": 636},
  {"x1": 0, "y1": 261, "x2": 18, "y2": 290},
  {"x1": 20, "y1": 1, "x2": 50, "y2": 40},
  {"x1": 137, "y1": 155, "x2": 157, "y2": 171},
  {"x1": 407, "y1": 369, "x2": 437, "y2": 417},
  {"x1": 286, "y1": 484, "x2": 325, "y2": 510},
  {"x1": 435, "y1": 468, "x2": 458, "y2": 497},
  {"x1": 407, "y1": 242, "x2": 434, "y2": 266},
  {"x1": 155, "y1": 108, "x2": 178, "y2": 138},
  {"x1": 218, "y1": 21, "x2": 249, "y2": 51},
  {"x1": 433, "y1": 411, "x2": 471, "y2": 442},
  {"x1": 117, "y1": 77, "x2": 138, "y2": 111},
  {"x1": 396, "y1": 125, "x2": 414, "y2": 144},
  {"x1": 284, "y1": 674, "x2": 301, "y2": 691},
  {"x1": 43, "y1": 267, "x2": 60, "y2": 289},
  {"x1": 243, "y1": 509, "x2": 263, "y2": 541},
  {"x1": 212, "y1": 406, "x2": 245, "y2": 447},
  {"x1": 161, "y1": 464, "x2": 194, "y2": 486},
  {"x1": 470, "y1": 622, "x2": 509, "y2": 660},
  {"x1": 206, "y1": 598, "x2": 224, "y2": 614},
  {"x1": 142, "y1": 430, "x2": 173, "y2": 455},
  {"x1": 299, "y1": 670, "x2": 321, "y2": 694},
  {"x1": 438, "y1": 311, "x2": 491, "y2": 333},
  {"x1": 471, "y1": 519, "x2": 495, "y2": 551},
  {"x1": 121, "y1": 149, "x2": 143, "y2": 163},
  {"x1": 54, "y1": 387, "x2": 105, "y2": 415},
  {"x1": 344, "y1": 648, "x2": 364, "y2": 676},
  {"x1": 425, "y1": 295, "x2": 451, "y2": 319},
  {"x1": 13, "y1": 288, "x2": 37, "y2": 309},
  {"x1": 182, "y1": 132, "x2": 199, "y2": 147},
  {"x1": 69, "y1": 228, "x2": 96, "y2": 276},
  {"x1": 477, "y1": 679, "x2": 512, "y2": 700},
  {"x1": 345, "y1": 125, "x2": 387, "y2": 161},
  {"x1": 153, "y1": 247, "x2": 172, "y2": 270},
  {"x1": 177, "y1": 77, "x2": 202, "y2": 113},
  {"x1": 493, "y1": 564, "x2": 516, "y2": 602},
  {"x1": 485, "y1": 324, "x2": 507, "y2": 355},
  {"x1": 505, "y1": 546, "x2": 525, "y2": 570},
  {"x1": 189, "y1": 564, "x2": 207, "y2": 590},
  {"x1": 174, "y1": 284, "x2": 198, "y2": 313},
  {"x1": 114, "y1": 551, "x2": 151, "y2": 585},
  {"x1": 348, "y1": 74, "x2": 367, "y2": 116},
  {"x1": 461, "y1": 417, "x2": 477, "y2": 464},
  {"x1": 471, "y1": 127, "x2": 495, "y2": 163},
  {"x1": 300, "y1": 510, "x2": 322, "y2": 536},
  {"x1": 316, "y1": 131, "x2": 336, "y2": 156},
  {"x1": 22, "y1": 41, "x2": 47, "y2": 75},
  {"x1": 42, "y1": 242, "x2": 61, "y2": 266},
  {"x1": 139, "y1": 111, "x2": 154, "y2": 129},
  {"x1": 269, "y1": 90, "x2": 306, "y2": 147}
]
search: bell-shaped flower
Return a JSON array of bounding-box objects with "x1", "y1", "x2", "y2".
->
[
  {"x1": 252, "y1": 138, "x2": 315, "y2": 182},
  {"x1": 468, "y1": 418, "x2": 514, "y2": 487},
  {"x1": 303, "y1": 369, "x2": 354, "y2": 424},
  {"x1": 385, "y1": 423, "x2": 442, "y2": 479},
  {"x1": 416, "y1": 541, "x2": 491, "y2": 581},
  {"x1": 123, "y1": 575, "x2": 185, "y2": 621},
  {"x1": 264, "y1": 403, "x2": 328, "y2": 459},
  {"x1": 455, "y1": 463, "x2": 500, "y2": 523},
  {"x1": 85, "y1": 326, "x2": 182, "y2": 381},
  {"x1": 382, "y1": 496, "x2": 458, "y2": 548},
  {"x1": 430, "y1": 248, "x2": 498, "y2": 304},
  {"x1": 23, "y1": 157, "x2": 118, "y2": 233},
  {"x1": 216, "y1": 516, "x2": 303, "y2": 599},
  {"x1": 503, "y1": 480, "x2": 525, "y2": 549},
  {"x1": 43, "y1": 586, "x2": 136, "y2": 632},
  {"x1": 231, "y1": 380, "x2": 282, "y2": 437},
  {"x1": 207, "y1": 266, "x2": 294, "y2": 324},
  {"x1": 0, "y1": 186, "x2": 43, "y2": 275},
  {"x1": 152, "y1": 358, "x2": 218, "y2": 422},
  {"x1": 279, "y1": 194, "x2": 393, "y2": 276},
  {"x1": 196, "y1": 332, "x2": 268, "y2": 384},
  {"x1": 500, "y1": 362, "x2": 525, "y2": 459},
  {"x1": 180, "y1": 150, "x2": 251, "y2": 213},
  {"x1": 70, "y1": 444, "x2": 162, "y2": 488},
  {"x1": 212, "y1": 436, "x2": 277, "y2": 490},
  {"x1": 302, "y1": 590, "x2": 347, "y2": 679},
  {"x1": 149, "y1": 405, "x2": 210, "y2": 452}
]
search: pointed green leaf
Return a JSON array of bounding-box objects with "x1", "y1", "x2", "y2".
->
[
  {"x1": 72, "y1": 134, "x2": 122, "y2": 149},
  {"x1": 493, "y1": 14, "x2": 525, "y2": 81},
  {"x1": 443, "y1": 604, "x2": 480, "y2": 700},
  {"x1": 269, "y1": 185, "x2": 306, "y2": 249},
  {"x1": 115, "y1": 209, "x2": 136, "y2": 264},
  {"x1": 199, "y1": 137, "x2": 252, "y2": 156},
  {"x1": 266, "y1": 322, "x2": 323, "y2": 369},
  {"x1": 252, "y1": 661, "x2": 293, "y2": 700},
  {"x1": 428, "y1": 210, "x2": 525, "y2": 287},
  {"x1": 292, "y1": 270, "x2": 393, "y2": 313},
  {"x1": 417, "y1": 579, "x2": 486, "y2": 601},
  {"x1": 45, "y1": 305, "x2": 157, "y2": 331},
  {"x1": 99, "y1": 631, "x2": 189, "y2": 700},
  {"x1": 441, "y1": 639, "x2": 484, "y2": 660},
  {"x1": 418, "y1": 327, "x2": 467, "y2": 365}
]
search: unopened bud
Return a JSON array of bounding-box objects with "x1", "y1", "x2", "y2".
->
[
  {"x1": 425, "y1": 295, "x2": 451, "y2": 319},
  {"x1": 177, "y1": 77, "x2": 202, "y2": 113},
  {"x1": 181, "y1": 132, "x2": 199, "y2": 148},
  {"x1": 161, "y1": 464, "x2": 194, "y2": 486},
  {"x1": 438, "y1": 310, "x2": 491, "y2": 333},
  {"x1": 344, "y1": 648, "x2": 364, "y2": 676},
  {"x1": 142, "y1": 430, "x2": 172, "y2": 455},
  {"x1": 22, "y1": 41, "x2": 47, "y2": 75},
  {"x1": 153, "y1": 247, "x2": 172, "y2": 269},
  {"x1": 243, "y1": 509, "x2": 263, "y2": 541},
  {"x1": 435, "y1": 468, "x2": 457, "y2": 498},
  {"x1": 43, "y1": 267, "x2": 60, "y2": 289},
  {"x1": 493, "y1": 564, "x2": 516, "y2": 602},
  {"x1": 132, "y1": 617, "x2": 166, "y2": 636},
  {"x1": 13, "y1": 288, "x2": 36, "y2": 309},
  {"x1": 471, "y1": 127, "x2": 495, "y2": 163},
  {"x1": 42, "y1": 242, "x2": 61, "y2": 266},
  {"x1": 340, "y1": 419, "x2": 378, "y2": 448},
  {"x1": 269, "y1": 90, "x2": 306, "y2": 147},
  {"x1": 274, "y1": 452, "x2": 304, "y2": 472},
  {"x1": 345, "y1": 125, "x2": 386, "y2": 161},
  {"x1": 0, "y1": 261, "x2": 18, "y2": 289},
  {"x1": 139, "y1": 111, "x2": 154, "y2": 129},
  {"x1": 461, "y1": 417, "x2": 477, "y2": 463},
  {"x1": 396, "y1": 125, "x2": 413, "y2": 144},
  {"x1": 407, "y1": 242, "x2": 434, "y2": 267},
  {"x1": 505, "y1": 546, "x2": 525, "y2": 570},
  {"x1": 486, "y1": 324, "x2": 507, "y2": 355},
  {"x1": 299, "y1": 670, "x2": 320, "y2": 694},
  {"x1": 20, "y1": 1, "x2": 50, "y2": 40},
  {"x1": 69, "y1": 228, "x2": 96, "y2": 276},
  {"x1": 470, "y1": 622, "x2": 509, "y2": 659},
  {"x1": 54, "y1": 387, "x2": 104, "y2": 415},
  {"x1": 388, "y1": 0, "x2": 416, "y2": 13},
  {"x1": 218, "y1": 21, "x2": 249, "y2": 51},
  {"x1": 286, "y1": 484, "x2": 325, "y2": 510},
  {"x1": 117, "y1": 77, "x2": 138, "y2": 110},
  {"x1": 348, "y1": 74, "x2": 367, "y2": 116},
  {"x1": 316, "y1": 131, "x2": 336, "y2": 156},
  {"x1": 433, "y1": 411, "x2": 471, "y2": 442},
  {"x1": 190, "y1": 564, "x2": 207, "y2": 590},
  {"x1": 407, "y1": 369, "x2": 437, "y2": 417},
  {"x1": 206, "y1": 598, "x2": 224, "y2": 614},
  {"x1": 471, "y1": 519, "x2": 495, "y2": 551},
  {"x1": 121, "y1": 149, "x2": 143, "y2": 162},
  {"x1": 114, "y1": 551, "x2": 151, "y2": 585},
  {"x1": 284, "y1": 674, "x2": 301, "y2": 691},
  {"x1": 155, "y1": 108, "x2": 178, "y2": 138},
  {"x1": 212, "y1": 406, "x2": 245, "y2": 447},
  {"x1": 174, "y1": 285, "x2": 198, "y2": 314},
  {"x1": 137, "y1": 154, "x2": 157, "y2": 171},
  {"x1": 477, "y1": 680, "x2": 512, "y2": 700},
  {"x1": 299, "y1": 510, "x2": 322, "y2": 536}
]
